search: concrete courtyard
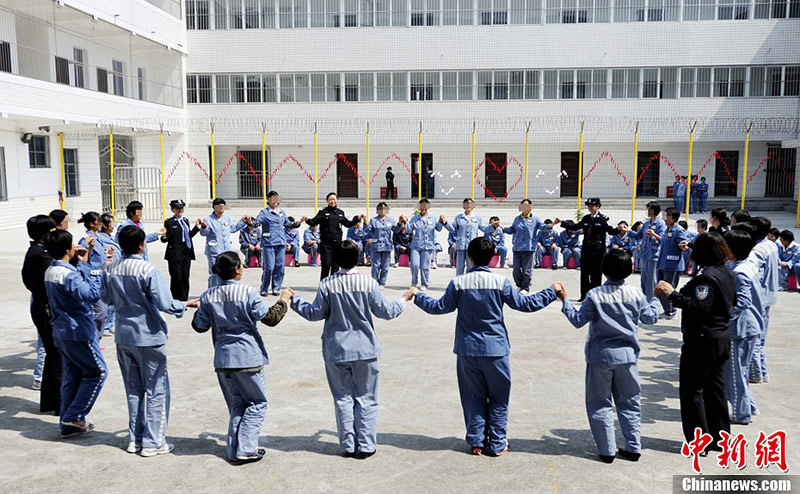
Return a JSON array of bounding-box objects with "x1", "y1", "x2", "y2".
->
[{"x1": 1, "y1": 206, "x2": 798, "y2": 493}]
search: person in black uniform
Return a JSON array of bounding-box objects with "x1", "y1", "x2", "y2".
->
[
  {"x1": 160, "y1": 199, "x2": 201, "y2": 301},
  {"x1": 558, "y1": 198, "x2": 620, "y2": 301},
  {"x1": 21, "y1": 214, "x2": 62, "y2": 414},
  {"x1": 385, "y1": 167, "x2": 395, "y2": 200},
  {"x1": 655, "y1": 232, "x2": 735, "y2": 447},
  {"x1": 305, "y1": 192, "x2": 362, "y2": 280}
]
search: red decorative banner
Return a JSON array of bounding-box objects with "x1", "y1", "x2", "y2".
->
[
  {"x1": 474, "y1": 156, "x2": 525, "y2": 202},
  {"x1": 164, "y1": 151, "x2": 210, "y2": 185},
  {"x1": 636, "y1": 152, "x2": 680, "y2": 186},
  {"x1": 317, "y1": 153, "x2": 367, "y2": 185},
  {"x1": 369, "y1": 152, "x2": 418, "y2": 185},
  {"x1": 582, "y1": 151, "x2": 631, "y2": 187},
  {"x1": 268, "y1": 154, "x2": 315, "y2": 185},
  {"x1": 747, "y1": 151, "x2": 796, "y2": 186},
  {"x1": 215, "y1": 152, "x2": 263, "y2": 186}
]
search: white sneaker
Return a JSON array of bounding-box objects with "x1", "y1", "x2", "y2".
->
[
  {"x1": 420, "y1": 286, "x2": 428, "y2": 291},
  {"x1": 140, "y1": 443, "x2": 175, "y2": 457},
  {"x1": 379, "y1": 286, "x2": 385, "y2": 290},
  {"x1": 127, "y1": 441, "x2": 143, "y2": 454},
  {"x1": 520, "y1": 289, "x2": 529, "y2": 295},
  {"x1": 32, "y1": 380, "x2": 42, "y2": 390}
]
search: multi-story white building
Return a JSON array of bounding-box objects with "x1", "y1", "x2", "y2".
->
[{"x1": 1, "y1": 0, "x2": 799, "y2": 229}]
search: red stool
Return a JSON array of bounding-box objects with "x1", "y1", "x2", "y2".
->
[
  {"x1": 789, "y1": 273, "x2": 799, "y2": 290},
  {"x1": 488, "y1": 255, "x2": 501, "y2": 268},
  {"x1": 285, "y1": 253, "x2": 296, "y2": 267},
  {"x1": 307, "y1": 253, "x2": 321, "y2": 266},
  {"x1": 398, "y1": 254, "x2": 410, "y2": 267},
  {"x1": 540, "y1": 255, "x2": 553, "y2": 269},
  {"x1": 567, "y1": 257, "x2": 577, "y2": 269}
]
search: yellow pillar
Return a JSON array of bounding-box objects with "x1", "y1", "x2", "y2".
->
[
  {"x1": 631, "y1": 122, "x2": 639, "y2": 225},
  {"x1": 418, "y1": 122, "x2": 422, "y2": 201},
  {"x1": 159, "y1": 125, "x2": 166, "y2": 222},
  {"x1": 210, "y1": 124, "x2": 216, "y2": 200},
  {"x1": 262, "y1": 123, "x2": 267, "y2": 209},
  {"x1": 685, "y1": 122, "x2": 696, "y2": 221},
  {"x1": 366, "y1": 123, "x2": 370, "y2": 217},
  {"x1": 523, "y1": 122, "x2": 531, "y2": 199},
  {"x1": 471, "y1": 121, "x2": 476, "y2": 201},
  {"x1": 59, "y1": 132, "x2": 66, "y2": 210},
  {"x1": 314, "y1": 123, "x2": 318, "y2": 212},
  {"x1": 577, "y1": 122, "x2": 585, "y2": 214},
  {"x1": 741, "y1": 124, "x2": 751, "y2": 211},
  {"x1": 110, "y1": 126, "x2": 116, "y2": 215}
]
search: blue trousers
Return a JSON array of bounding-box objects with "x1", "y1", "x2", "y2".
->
[
  {"x1": 639, "y1": 258, "x2": 658, "y2": 302},
  {"x1": 55, "y1": 337, "x2": 107, "y2": 434},
  {"x1": 286, "y1": 243, "x2": 299, "y2": 265},
  {"x1": 456, "y1": 355, "x2": 510, "y2": 453},
  {"x1": 217, "y1": 369, "x2": 268, "y2": 460},
  {"x1": 34, "y1": 334, "x2": 46, "y2": 382},
  {"x1": 536, "y1": 244, "x2": 559, "y2": 267},
  {"x1": 410, "y1": 248, "x2": 433, "y2": 288},
  {"x1": 103, "y1": 305, "x2": 116, "y2": 334},
  {"x1": 700, "y1": 196, "x2": 708, "y2": 213},
  {"x1": 561, "y1": 247, "x2": 581, "y2": 268},
  {"x1": 371, "y1": 250, "x2": 391, "y2": 287},
  {"x1": 495, "y1": 245, "x2": 508, "y2": 266},
  {"x1": 750, "y1": 306, "x2": 770, "y2": 380},
  {"x1": 117, "y1": 344, "x2": 170, "y2": 449},
  {"x1": 726, "y1": 336, "x2": 757, "y2": 423},
  {"x1": 455, "y1": 249, "x2": 469, "y2": 276},
  {"x1": 325, "y1": 358, "x2": 379, "y2": 454},
  {"x1": 302, "y1": 243, "x2": 319, "y2": 265},
  {"x1": 633, "y1": 249, "x2": 641, "y2": 271},
  {"x1": 207, "y1": 254, "x2": 219, "y2": 288},
  {"x1": 261, "y1": 245, "x2": 286, "y2": 293},
  {"x1": 657, "y1": 269, "x2": 681, "y2": 316},
  {"x1": 585, "y1": 362, "x2": 641, "y2": 456},
  {"x1": 512, "y1": 251, "x2": 534, "y2": 290},
  {"x1": 448, "y1": 245, "x2": 457, "y2": 267}
]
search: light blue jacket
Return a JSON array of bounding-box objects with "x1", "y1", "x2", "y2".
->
[
  {"x1": 503, "y1": 214, "x2": 545, "y2": 252},
  {"x1": 365, "y1": 216, "x2": 398, "y2": 252},
  {"x1": 748, "y1": 238, "x2": 780, "y2": 307},
  {"x1": 657, "y1": 223, "x2": 690, "y2": 271},
  {"x1": 407, "y1": 213, "x2": 444, "y2": 251},
  {"x1": 95, "y1": 231, "x2": 121, "y2": 262},
  {"x1": 536, "y1": 225, "x2": 558, "y2": 248},
  {"x1": 101, "y1": 254, "x2": 185, "y2": 346},
  {"x1": 44, "y1": 260, "x2": 102, "y2": 342},
  {"x1": 628, "y1": 217, "x2": 667, "y2": 261},
  {"x1": 303, "y1": 227, "x2": 320, "y2": 244},
  {"x1": 444, "y1": 213, "x2": 485, "y2": 251},
  {"x1": 199, "y1": 213, "x2": 247, "y2": 257},
  {"x1": 561, "y1": 280, "x2": 660, "y2": 365},
  {"x1": 115, "y1": 218, "x2": 160, "y2": 261},
  {"x1": 484, "y1": 226, "x2": 505, "y2": 247},
  {"x1": 254, "y1": 207, "x2": 299, "y2": 248},
  {"x1": 414, "y1": 266, "x2": 557, "y2": 357},
  {"x1": 557, "y1": 230, "x2": 580, "y2": 249},
  {"x1": 730, "y1": 259, "x2": 764, "y2": 340},
  {"x1": 608, "y1": 233, "x2": 634, "y2": 252},
  {"x1": 291, "y1": 270, "x2": 405, "y2": 363}
]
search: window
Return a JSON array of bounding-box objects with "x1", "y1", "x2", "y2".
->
[
  {"x1": 360, "y1": 73, "x2": 374, "y2": 101},
  {"x1": 377, "y1": 72, "x2": 392, "y2": 100},
  {"x1": 643, "y1": 68, "x2": 658, "y2": 98},
  {"x1": 392, "y1": 72, "x2": 406, "y2": 100},
  {"x1": 327, "y1": 73, "x2": 341, "y2": 101},
  {"x1": 767, "y1": 66, "x2": 782, "y2": 96},
  {"x1": 660, "y1": 67, "x2": 677, "y2": 98},
  {"x1": 263, "y1": 74, "x2": 277, "y2": 101},
  {"x1": 442, "y1": 71, "x2": 458, "y2": 100},
  {"x1": 611, "y1": 69, "x2": 626, "y2": 98},
  {"x1": 280, "y1": 74, "x2": 294, "y2": 101},
  {"x1": 311, "y1": 0, "x2": 339, "y2": 26},
  {"x1": 187, "y1": 75, "x2": 198, "y2": 103},
  {"x1": 627, "y1": 68, "x2": 639, "y2": 97},
  {"x1": 477, "y1": 71, "x2": 492, "y2": 99},
  {"x1": 55, "y1": 56, "x2": 70, "y2": 84},
  {"x1": 245, "y1": 0, "x2": 261, "y2": 27},
  {"x1": 230, "y1": 0, "x2": 244, "y2": 27},
  {"x1": 543, "y1": 70, "x2": 558, "y2": 99},
  {"x1": 246, "y1": 74, "x2": 262, "y2": 102},
  {"x1": 262, "y1": 0, "x2": 277, "y2": 27},
  {"x1": 791, "y1": 0, "x2": 800, "y2": 17},
  {"x1": 754, "y1": 0, "x2": 771, "y2": 17},
  {"x1": 718, "y1": 0, "x2": 749, "y2": 18},
  {"x1": 576, "y1": 69, "x2": 591, "y2": 98},
  {"x1": 311, "y1": 73, "x2": 326, "y2": 101},
  {"x1": 294, "y1": 74, "x2": 309, "y2": 102},
  {"x1": 715, "y1": 67, "x2": 730, "y2": 97},
  {"x1": 28, "y1": 136, "x2": 48, "y2": 168},
  {"x1": 112, "y1": 60, "x2": 124, "y2": 96},
  {"x1": 72, "y1": 48, "x2": 85, "y2": 88},
  {"x1": 494, "y1": 71, "x2": 509, "y2": 99},
  {"x1": 231, "y1": 74, "x2": 245, "y2": 102},
  {"x1": 345, "y1": 73, "x2": 358, "y2": 101},
  {"x1": 696, "y1": 67, "x2": 711, "y2": 97},
  {"x1": 137, "y1": 68, "x2": 146, "y2": 100},
  {"x1": 785, "y1": 66, "x2": 800, "y2": 96},
  {"x1": 730, "y1": 67, "x2": 745, "y2": 96},
  {"x1": 749, "y1": 66, "x2": 765, "y2": 96},
  {"x1": 187, "y1": 0, "x2": 211, "y2": 29},
  {"x1": 362, "y1": 0, "x2": 376, "y2": 25},
  {"x1": 509, "y1": 70, "x2": 524, "y2": 99},
  {"x1": 0, "y1": 41, "x2": 11, "y2": 73},
  {"x1": 214, "y1": 0, "x2": 230, "y2": 28},
  {"x1": 410, "y1": 72, "x2": 438, "y2": 100},
  {"x1": 560, "y1": 70, "x2": 574, "y2": 99},
  {"x1": 479, "y1": 0, "x2": 509, "y2": 24},
  {"x1": 511, "y1": 0, "x2": 542, "y2": 23},
  {"x1": 458, "y1": 71, "x2": 473, "y2": 99},
  {"x1": 280, "y1": 0, "x2": 293, "y2": 27},
  {"x1": 199, "y1": 75, "x2": 212, "y2": 102},
  {"x1": 344, "y1": 0, "x2": 359, "y2": 25},
  {"x1": 0, "y1": 147, "x2": 6, "y2": 201},
  {"x1": 97, "y1": 68, "x2": 109, "y2": 93},
  {"x1": 680, "y1": 68, "x2": 695, "y2": 97},
  {"x1": 392, "y1": 0, "x2": 409, "y2": 24},
  {"x1": 217, "y1": 74, "x2": 231, "y2": 102},
  {"x1": 592, "y1": 69, "x2": 606, "y2": 98},
  {"x1": 412, "y1": 0, "x2": 440, "y2": 25},
  {"x1": 375, "y1": 0, "x2": 391, "y2": 24},
  {"x1": 64, "y1": 149, "x2": 79, "y2": 197}
]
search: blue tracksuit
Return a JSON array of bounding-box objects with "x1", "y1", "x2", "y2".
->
[
  {"x1": 608, "y1": 232, "x2": 634, "y2": 254},
  {"x1": 675, "y1": 181, "x2": 687, "y2": 210},
  {"x1": 657, "y1": 224, "x2": 690, "y2": 316},
  {"x1": 697, "y1": 181, "x2": 709, "y2": 213},
  {"x1": 239, "y1": 226, "x2": 262, "y2": 266},
  {"x1": 726, "y1": 259, "x2": 763, "y2": 423},
  {"x1": 535, "y1": 226, "x2": 559, "y2": 267},
  {"x1": 748, "y1": 238, "x2": 780, "y2": 381},
  {"x1": 484, "y1": 226, "x2": 507, "y2": 267},
  {"x1": 778, "y1": 241, "x2": 800, "y2": 289},
  {"x1": 407, "y1": 213, "x2": 444, "y2": 288},
  {"x1": 504, "y1": 213, "x2": 546, "y2": 291},
  {"x1": 628, "y1": 217, "x2": 667, "y2": 301},
  {"x1": 393, "y1": 227, "x2": 413, "y2": 263},
  {"x1": 101, "y1": 254, "x2": 186, "y2": 449},
  {"x1": 365, "y1": 215, "x2": 398, "y2": 287},
  {"x1": 414, "y1": 266, "x2": 557, "y2": 453},
  {"x1": 302, "y1": 228, "x2": 321, "y2": 264},
  {"x1": 561, "y1": 280, "x2": 660, "y2": 457},
  {"x1": 44, "y1": 260, "x2": 107, "y2": 436},
  {"x1": 192, "y1": 281, "x2": 280, "y2": 460},
  {"x1": 199, "y1": 212, "x2": 247, "y2": 287},
  {"x1": 95, "y1": 231, "x2": 121, "y2": 334},
  {"x1": 115, "y1": 219, "x2": 160, "y2": 261},
  {"x1": 253, "y1": 207, "x2": 301, "y2": 294},
  {"x1": 672, "y1": 180, "x2": 682, "y2": 209},
  {"x1": 291, "y1": 270, "x2": 405, "y2": 454},
  {"x1": 347, "y1": 225, "x2": 371, "y2": 264},
  {"x1": 444, "y1": 213, "x2": 485, "y2": 276},
  {"x1": 557, "y1": 230, "x2": 582, "y2": 268},
  {"x1": 79, "y1": 231, "x2": 112, "y2": 338},
  {"x1": 286, "y1": 228, "x2": 300, "y2": 265}
]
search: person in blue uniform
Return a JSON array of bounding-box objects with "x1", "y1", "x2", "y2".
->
[
  {"x1": 403, "y1": 198, "x2": 444, "y2": 291},
  {"x1": 689, "y1": 176, "x2": 699, "y2": 214},
  {"x1": 239, "y1": 221, "x2": 262, "y2": 268},
  {"x1": 556, "y1": 220, "x2": 581, "y2": 270},
  {"x1": 410, "y1": 237, "x2": 560, "y2": 456},
  {"x1": 97, "y1": 213, "x2": 121, "y2": 336},
  {"x1": 777, "y1": 230, "x2": 799, "y2": 290},
  {"x1": 654, "y1": 207, "x2": 690, "y2": 319},
  {"x1": 624, "y1": 201, "x2": 666, "y2": 302},
  {"x1": 672, "y1": 177, "x2": 682, "y2": 209},
  {"x1": 101, "y1": 226, "x2": 197, "y2": 456},
  {"x1": 447, "y1": 228, "x2": 458, "y2": 268},
  {"x1": 285, "y1": 217, "x2": 301, "y2": 268},
  {"x1": 42, "y1": 229, "x2": 106, "y2": 438},
  {"x1": 290, "y1": 240, "x2": 413, "y2": 459},
  {"x1": 252, "y1": 191, "x2": 306, "y2": 296},
  {"x1": 629, "y1": 221, "x2": 643, "y2": 272},
  {"x1": 484, "y1": 216, "x2": 507, "y2": 268},
  {"x1": 393, "y1": 217, "x2": 413, "y2": 265},
  {"x1": 302, "y1": 225, "x2": 321, "y2": 266},
  {"x1": 115, "y1": 201, "x2": 165, "y2": 261},
  {"x1": 347, "y1": 219, "x2": 371, "y2": 266},
  {"x1": 22, "y1": 214, "x2": 61, "y2": 414},
  {"x1": 442, "y1": 198, "x2": 486, "y2": 276},
  {"x1": 722, "y1": 230, "x2": 763, "y2": 425},
  {"x1": 534, "y1": 219, "x2": 559, "y2": 269},
  {"x1": 159, "y1": 200, "x2": 201, "y2": 301},
  {"x1": 191, "y1": 252, "x2": 291, "y2": 464},
  {"x1": 608, "y1": 221, "x2": 634, "y2": 255},
  {"x1": 502, "y1": 199, "x2": 546, "y2": 294},
  {"x1": 698, "y1": 177, "x2": 709, "y2": 213},
  {"x1": 199, "y1": 198, "x2": 250, "y2": 288},
  {"x1": 676, "y1": 176, "x2": 687, "y2": 212},
  {"x1": 364, "y1": 202, "x2": 397, "y2": 288},
  {"x1": 559, "y1": 250, "x2": 661, "y2": 463},
  {"x1": 77, "y1": 212, "x2": 112, "y2": 342}
]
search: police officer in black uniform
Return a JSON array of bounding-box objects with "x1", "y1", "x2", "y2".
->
[
  {"x1": 655, "y1": 232, "x2": 735, "y2": 447},
  {"x1": 305, "y1": 192, "x2": 362, "y2": 280},
  {"x1": 558, "y1": 198, "x2": 621, "y2": 301},
  {"x1": 161, "y1": 199, "x2": 200, "y2": 300}
]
